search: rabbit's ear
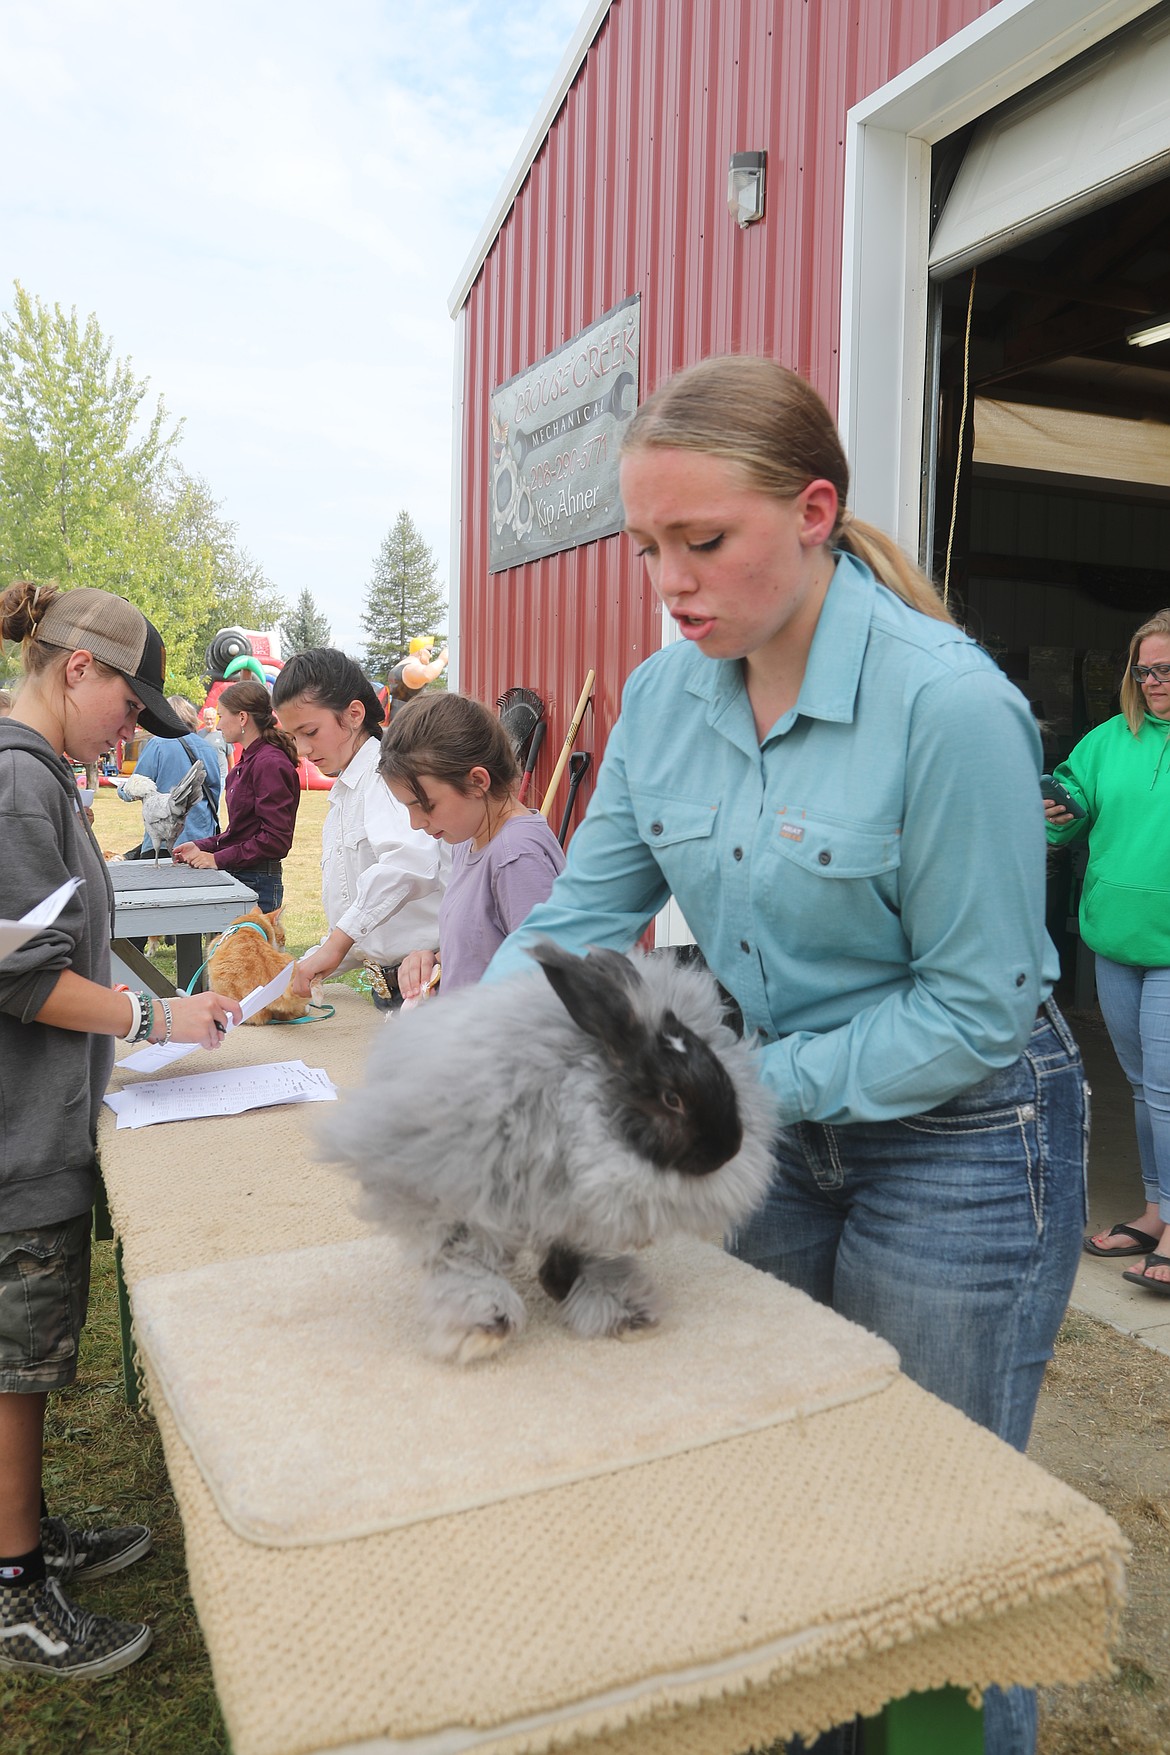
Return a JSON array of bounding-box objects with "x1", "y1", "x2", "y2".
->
[{"x1": 528, "y1": 941, "x2": 643, "y2": 1049}]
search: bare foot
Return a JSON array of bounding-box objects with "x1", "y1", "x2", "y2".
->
[
  {"x1": 1129, "y1": 1226, "x2": 1170, "y2": 1285},
  {"x1": 1087, "y1": 1206, "x2": 1162, "y2": 1253}
]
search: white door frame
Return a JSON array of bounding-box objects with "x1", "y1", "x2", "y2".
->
[{"x1": 838, "y1": 0, "x2": 1163, "y2": 559}]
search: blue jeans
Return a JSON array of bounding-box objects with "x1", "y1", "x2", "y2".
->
[
  {"x1": 232, "y1": 868, "x2": 283, "y2": 915},
  {"x1": 734, "y1": 1003, "x2": 1088, "y2": 1755},
  {"x1": 1093, "y1": 954, "x2": 1170, "y2": 1223}
]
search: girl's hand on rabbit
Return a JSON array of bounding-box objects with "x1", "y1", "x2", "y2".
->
[{"x1": 397, "y1": 949, "x2": 437, "y2": 1001}]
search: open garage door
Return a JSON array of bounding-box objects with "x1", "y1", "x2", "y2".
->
[{"x1": 929, "y1": 3, "x2": 1170, "y2": 279}]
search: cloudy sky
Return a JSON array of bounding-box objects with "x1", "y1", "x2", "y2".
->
[{"x1": 0, "y1": 0, "x2": 586, "y2": 654}]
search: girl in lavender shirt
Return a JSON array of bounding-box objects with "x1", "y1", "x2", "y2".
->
[{"x1": 380, "y1": 693, "x2": 565, "y2": 998}]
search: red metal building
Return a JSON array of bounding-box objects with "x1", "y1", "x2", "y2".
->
[{"x1": 449, "y1": 0, "x2": 1170, "y2": 835}]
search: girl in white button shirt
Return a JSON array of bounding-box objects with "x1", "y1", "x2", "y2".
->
[{"x1": 271, "y1": 650, "x2": 446, "y2": 1008}]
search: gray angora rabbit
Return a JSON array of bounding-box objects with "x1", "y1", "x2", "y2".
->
[{"x1": 321, "y1": 941, "x2": 778, "y2": 1364}]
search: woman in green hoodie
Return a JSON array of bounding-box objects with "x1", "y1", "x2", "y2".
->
[{"x1": 1046, "y1": 609, "x2": 1170, "y2": 1293}]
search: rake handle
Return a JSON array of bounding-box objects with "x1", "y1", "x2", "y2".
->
[
  {"x1": 540, "y1": 670, "x2": 596, "y2": 819},
  {"x1": 517, "y1": 718, "x2": 547, "y2": 802}
]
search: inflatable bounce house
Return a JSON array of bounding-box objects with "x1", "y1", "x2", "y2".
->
[{"x1": 203, "y1": 626, "x2": 333, "y2": 792}]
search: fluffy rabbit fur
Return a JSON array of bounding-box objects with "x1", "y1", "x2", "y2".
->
[{"x1": 321, "y1": 942, "x2": 777, "y2": 1364}]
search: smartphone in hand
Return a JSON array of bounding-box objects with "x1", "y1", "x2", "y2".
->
[{"x1": 1040, "y1": 775, "x2": 1087, "y2": 819}]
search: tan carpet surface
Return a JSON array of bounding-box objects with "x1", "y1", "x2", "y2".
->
[
  {"x1": 98, "y1": 984, "x2": 1128, "y2": 1755},
  {"x1": 132, "y1": 1234, "x2": 899, "y2": 1545},
  {"x1": 146, "y1": 1363, "x2": 1124, "y2": 1755}
]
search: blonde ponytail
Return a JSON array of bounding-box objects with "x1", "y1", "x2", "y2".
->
[{"x1": 836, "y1": 516, "x2": 953, "y2": 624}]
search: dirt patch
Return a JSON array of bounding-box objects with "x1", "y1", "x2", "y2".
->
[{"x1": 1032, "y1": 1311, "x2": 1170, "y2": 1754}]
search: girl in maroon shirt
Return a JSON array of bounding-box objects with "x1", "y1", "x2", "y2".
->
[{"x1": 174, "y1": 678, "x2": 300, "y2": 912}]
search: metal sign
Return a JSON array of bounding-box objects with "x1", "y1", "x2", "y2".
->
[{"x1": 488, "y1": 295, "x2": 640, "y2": 571}]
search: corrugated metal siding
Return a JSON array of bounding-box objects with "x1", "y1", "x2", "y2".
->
[{"x1": 458, "y1": 0, "x2": 996, "y2": 826}]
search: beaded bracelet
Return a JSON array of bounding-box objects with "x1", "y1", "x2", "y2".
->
[
  {"x1": 158, "y1": 996, "x2": 173, "y2": 1045},
  {"x1": 120, "y1": 991, "x2": 155, "y2": 1044}
]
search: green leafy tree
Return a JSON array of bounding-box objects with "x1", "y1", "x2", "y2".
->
[
  {"x1": 361, "y1": 510, "x2": 447, "y2": 682},
  {"x1": 0, "y1": 283, "x2": 182, "y2": 578},
  {"x1": 0, "y1": 283, "x2": 283, "y2": 697},
  {"x1": 281, "y1": 587, "x2": 332, "y2": 655}
]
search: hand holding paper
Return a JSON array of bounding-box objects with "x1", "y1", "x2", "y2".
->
[
  {"x1": 119, "y1": 961, "x2": 296, "y2": 1072},
  {"x1": 0, "y1": 878, "x2": 83, "y2": 962}
]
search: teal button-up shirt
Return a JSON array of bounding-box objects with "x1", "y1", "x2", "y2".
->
[{"x1": 488, "y1": 553, "x2": 1056, "y2": 1124}]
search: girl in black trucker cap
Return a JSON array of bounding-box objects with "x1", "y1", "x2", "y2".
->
[{"x1": 0, "y1": 581, "x2": 243, "y2": 1679}]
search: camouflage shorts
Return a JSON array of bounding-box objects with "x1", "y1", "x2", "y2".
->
[{"x1": 0, "y1": 1214, "x2": 92, "y2": 1392}]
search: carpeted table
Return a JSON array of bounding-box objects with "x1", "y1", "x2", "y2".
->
[{"x1": 98, "y1": 985, "x2": 1125, "y2": 1755}]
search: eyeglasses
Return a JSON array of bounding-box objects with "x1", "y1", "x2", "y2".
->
[{"x1": 1132, "y1": 663, "x2": 1170, "y2": 684}]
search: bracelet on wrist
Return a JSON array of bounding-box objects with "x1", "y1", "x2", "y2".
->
[
  {"x1": 158, "y1": 996, "x2": 173, "y2": 1045},
  {"x1": 121, "y1": 991, "x2": 154, "y2": 1044}
]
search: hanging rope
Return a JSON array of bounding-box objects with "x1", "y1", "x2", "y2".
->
[{"x1": 942, "y1": 265, "x2": 978, "y2": 609}]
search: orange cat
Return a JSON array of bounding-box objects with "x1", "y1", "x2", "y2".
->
[{"x1": 206, "y1": 907, "x2": 308, "y2": 1026}]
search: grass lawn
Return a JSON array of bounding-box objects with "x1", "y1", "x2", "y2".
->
[{"x1": 1, "y1": 787, "x2": 340, "y2": 1752}]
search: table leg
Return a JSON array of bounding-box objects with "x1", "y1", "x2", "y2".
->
[
  {"x1": 92, "y1": 1185, "x2": 139, "y2": 1410},
  {"x1": 111, "y1": 937, "x2": 179, "y2": 999},
  {"x1": 176, "y1": 932, "x2": 205, "y2": 994},
  {"x1": 865, "y1": 1685, "x2": 982, "y2": 1754}
]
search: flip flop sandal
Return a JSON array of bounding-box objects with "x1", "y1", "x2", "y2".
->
[
  {"x1": 1083, "y1": 1223, "x2": 1161, "y2": 1258},
  {"x1": 1122, "y1": 1253, "x2": 1170, "y2": 1294}
]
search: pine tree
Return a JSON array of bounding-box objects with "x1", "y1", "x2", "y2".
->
[
  {"x1": 361, "y1": 511, "x2": 447, "y2": 682},
  {"x1": 281, "y1": 587, "x2": 332, "y2": 655}
]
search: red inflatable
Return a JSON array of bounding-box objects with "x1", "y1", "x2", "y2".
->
[{"x1": 297, "y1": 758, "x2": 334, "y2": 791}]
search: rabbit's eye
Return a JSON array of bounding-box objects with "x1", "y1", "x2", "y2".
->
[{"x1": 662, "y1": 1090, "x2": 685, "y2": 1113}]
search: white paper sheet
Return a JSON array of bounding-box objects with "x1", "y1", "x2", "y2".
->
[
  {"x1": 0, "y1": 878, "x2": 84, "y2": 961},
  {"x1": 118, "y1": 961, "x2": 296, "y2": 1072},
  {"x1": 119, "y1": 1040, "x2": 198, "y2": 1073},
  {"x1": 104, "y1": 1060, "x2": 336, "y2": 1129}
]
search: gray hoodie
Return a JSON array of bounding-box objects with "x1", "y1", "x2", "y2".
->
[{"x1": 0, "y1": 719, "x2": 115, "y2": 1227}]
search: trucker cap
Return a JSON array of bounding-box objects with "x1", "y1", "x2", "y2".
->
[{"x1": 37, "y1": 589, "x2": 188, "y2": 737}]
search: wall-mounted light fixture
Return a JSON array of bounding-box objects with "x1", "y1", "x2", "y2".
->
[
  {"x1": 728, "y1": 151, "x2": 766, "y2": 228},
  {"x1": 1127, "y1": 318, "x2": 1170, "y2": 348}
]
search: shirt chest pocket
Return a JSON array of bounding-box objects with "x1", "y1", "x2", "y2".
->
[
  {"x1": 769, "y1": 812, "x2": 904, "y2": 946},
  {"x1": 630, "y1": 790, "x2": 719, "y2": 853},
  {"x1": 772, "y1": 813, "x2": 902, "y2": 880}
]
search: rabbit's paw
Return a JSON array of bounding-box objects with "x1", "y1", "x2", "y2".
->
[
  {"x1": 560, "y1": 1254, "x2": 661, "y2": 1340},
  {"x1": 421, "y1": 1267, "x2": 527, "y2": 1366}
]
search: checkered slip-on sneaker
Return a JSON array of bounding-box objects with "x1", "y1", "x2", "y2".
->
[
  {"x1": 0, "y1": 1575, "x2": 151, "y2": 1678},
  {"x1": 41, "y1": 1515, "x2": 152, "y2": 1582}
]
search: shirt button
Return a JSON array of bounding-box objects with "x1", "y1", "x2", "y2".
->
[
  {"x1": 740, "y1": 940, "x2": 750, "y2": 953},
  {"x1": 733, "y1": 847, "x2": 743, "y2": 861},
  {"x1": 650, "y1": 821, "x2": 663, "y2": 836},
  {"x1": 1015, "y1": 973, "x2": 1026, "y2": 987},
  {"x1": 818, "y1": 850, "x2": 832, "y2": 866}
]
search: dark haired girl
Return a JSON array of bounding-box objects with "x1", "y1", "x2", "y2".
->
[
  {"x1": 173, "y1": 677, "x2": 300, "y2": 913},
  {"x1": 380, "y1": 692, "x2": 565, "y2": 996},
  {"x1": 271, "y1": 649, "x2": 445, "y2": 1006}
]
